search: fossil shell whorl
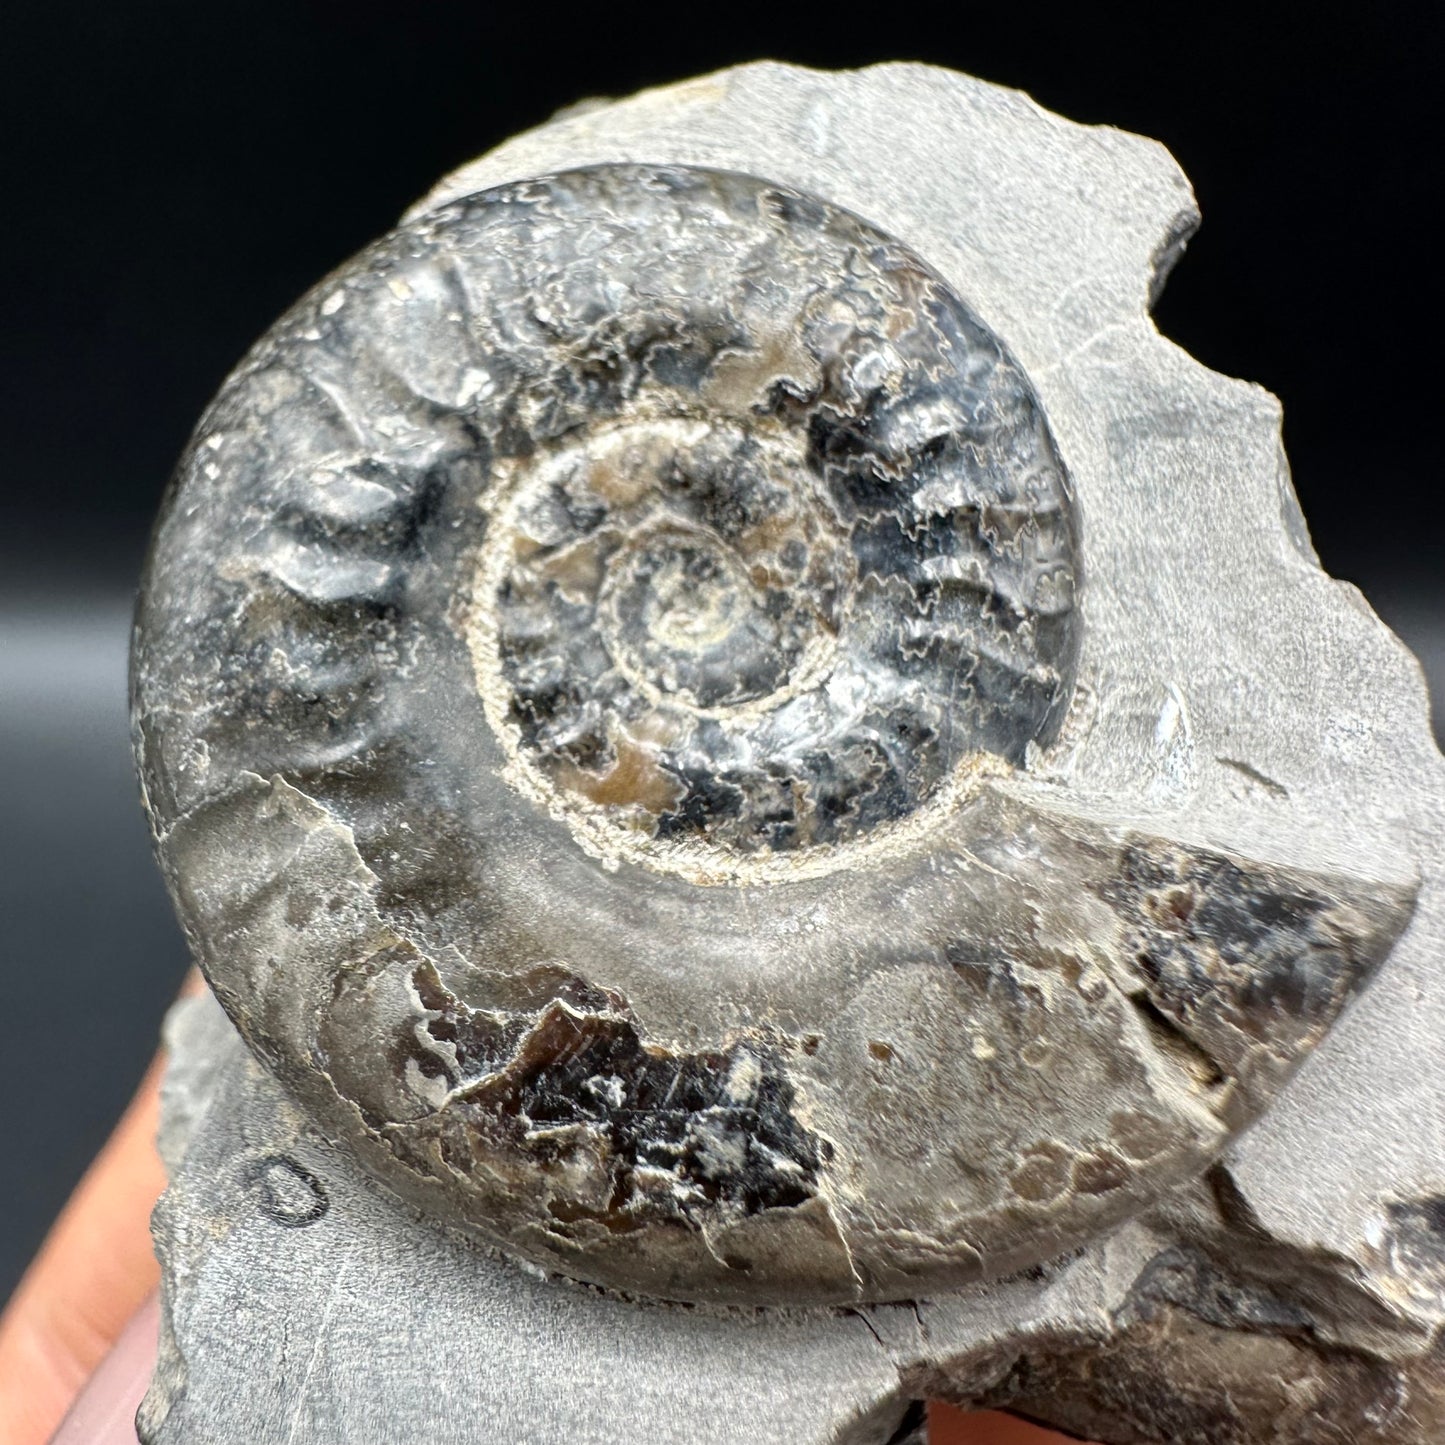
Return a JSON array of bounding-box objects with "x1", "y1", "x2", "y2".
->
[
  {"x1": 133, "y1": 160, "x2": 1412, "y2": 1306},
  {"x1": 454, "y1": 167, "x2": 1080, "y2": 878}
]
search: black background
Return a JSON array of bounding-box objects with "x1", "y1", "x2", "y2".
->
[{"x1": 1, "y1": 1, "x2": 1440, "y2": 1298}]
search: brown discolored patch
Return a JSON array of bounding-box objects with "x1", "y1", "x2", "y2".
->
[
  {"x1": 703, "y1": 323, "x2": 823, "y2": 413},
  {"x1": 535, "y1": 535, "x2": 608, "y2": 602},
  {"x1": 1109, "y1": 1109, "x2": 1172, "y2": 1163},
  {"x1": 1010, "y1": 1142, "x2": 1074, "y2": 1204},
  {"x1": 554, "y1": 735, "x2": 687, "y2": 815},
  {"x1": 583, "y1": 447, "x2": 655, "y2": 508},
  {"x1": 1072, "y1": 1148, "x2": 1130, "y2": 1196}
]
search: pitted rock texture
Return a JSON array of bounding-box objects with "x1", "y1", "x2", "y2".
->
[{"x1": 133, "y1": 151, "x2": 1415, "y2": 1307}]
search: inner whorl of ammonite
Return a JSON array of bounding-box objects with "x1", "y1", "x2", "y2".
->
[{"x1": 463, "y1": 166, "x2": 1080, "y2": 875}]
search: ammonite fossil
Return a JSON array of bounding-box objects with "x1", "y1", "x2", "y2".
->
[{"x1": 133, "y1": 149, "x2": 1413, "y2": 1306}]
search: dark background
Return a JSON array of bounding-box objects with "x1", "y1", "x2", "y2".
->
[{"x1": 1, "y1": 1, "x2": 1440, "y2": 1299}]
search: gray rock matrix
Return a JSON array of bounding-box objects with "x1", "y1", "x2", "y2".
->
[{"x1": 132, "y1": 63, "x2": 1444, "y2": 1442}]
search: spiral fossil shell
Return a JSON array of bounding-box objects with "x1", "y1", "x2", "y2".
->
[
  {"x1": 462, "y1": 167, "x2": 1079, "y2": 879},
  {"x1": 133, "y1": 157, "x2": 1413, "y2": 1305}
]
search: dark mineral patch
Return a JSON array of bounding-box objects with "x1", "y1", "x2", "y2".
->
[
  {"x1": 382, "y1": 962, "x2": 828, "y2": 1230},
  {"x1": 1386, "y1": 1196, "x2": 1445, "y2": 1291},
  {"x1": 1098, "y1": 841, "x2": 1396, "y2": 1090},
  {"x1": 1125, "y1": 1246, "x2": 1314, "y2": 1336},
  {"x1": 995, "y1": 1238, "x2": 1427, "y2": 1445}
]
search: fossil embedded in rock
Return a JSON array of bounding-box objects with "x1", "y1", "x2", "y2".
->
[
  {"x1": 134, "y1": 152, "x2": 1415, "y2": 1311},
  {"x1": 134, "y1": 63, "x2": 1445, "y2": 1445}
]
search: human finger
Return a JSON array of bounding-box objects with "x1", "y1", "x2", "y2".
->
[
  {"x1": 45, "y1": 1293, "x2": 158, "y2": 1445},
  {"x1": 929, "y1": 1402, "x2": 1093, "y2": 1442},
  {"x1": 0, "y1": 972, "x2": 197, "y2": 1445}
]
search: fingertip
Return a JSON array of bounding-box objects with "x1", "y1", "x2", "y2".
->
[
  {"x1": 928, "y1": 1402, "x2": 1092, "y2": 1443},
  {"x1": 46, "y1": 1293, "x2": 158, "y2": 1445}
]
